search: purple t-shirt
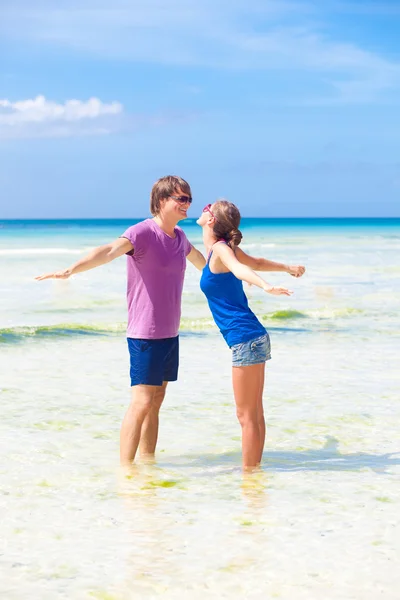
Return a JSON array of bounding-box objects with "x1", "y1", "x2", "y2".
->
[{"x1": 121, "y1": 219, "x2": 192, "y2": 339}]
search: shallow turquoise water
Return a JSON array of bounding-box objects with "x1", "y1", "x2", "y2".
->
[{"x1": 0, "y1": 219, "x2": 399, "y2": 599}]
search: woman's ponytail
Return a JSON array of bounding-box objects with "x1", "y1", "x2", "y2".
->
[{"x1": 212, "y1": 200, "x2": 242, "y2": 250}]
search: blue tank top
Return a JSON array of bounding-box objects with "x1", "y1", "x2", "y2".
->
[{"x1": 200, "y1": 248, "x2": 266, "y2": 348}]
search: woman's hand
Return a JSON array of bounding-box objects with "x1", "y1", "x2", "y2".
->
[{"x1": 263, "y1": 285, "x2": 293, "y2": 296}]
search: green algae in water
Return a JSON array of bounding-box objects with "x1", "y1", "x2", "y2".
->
[
  {"x1": 93, "y1": 432, "x2": 112, "y2": 439},
  {"x1": 34, "y1": 420, "x2": 77, "y2": 431},
  {"x1": 264, "y1": 309, "x2": 307, "y2": 320},
  {"x1": 376, "y1": 496, "x2": 392, "y2": 503},
  {"x1": 240, "y1": 519, "x2": 254, "y2": 526},
  {"x1": 148, "y1": 480, "x2": 179, "y2": 488},
  {"x1": 219, "y1": 558, "x2": 255, "y2": 573},
  {"x1": 89, "y1": 592, "x2": 123, "y2": 600},
  {"x1": 47, "y1": 564, "x2": 78, "y2": 579},
  {"x1": 37, "y1": 480, "x2": 51, "y2": 488}
]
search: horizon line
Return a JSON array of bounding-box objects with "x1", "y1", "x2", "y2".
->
[{"x1": 1, "y1": 216, "x2": 400, "y2": 222}]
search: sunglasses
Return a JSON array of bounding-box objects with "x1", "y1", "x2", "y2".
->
[
  {"x1": 203, "y1": 204, "x2": 218, "y2": 220},
  {"x1": 169, "y1": 195, "x2": 192, "y2": 204}
]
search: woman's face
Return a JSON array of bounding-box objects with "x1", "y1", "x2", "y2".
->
[{"x1": 196, "y1": 203, "x2": 216, "y2": 227}]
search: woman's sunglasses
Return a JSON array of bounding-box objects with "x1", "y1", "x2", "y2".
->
[{"x1": 203, "y1": 204, "x2": 218, "y2": 220}]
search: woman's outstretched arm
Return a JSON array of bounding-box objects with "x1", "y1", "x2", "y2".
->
[
  {"x1": 235, "y1": 247, "x2": 305, "y2": 278},
  {"x1": 214, "y1": 243, "x2": 293, "y2": 296}
]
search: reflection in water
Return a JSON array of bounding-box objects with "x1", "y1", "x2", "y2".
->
[
  {"x1": 241, "y1": 470, "x2": 268, "y2": 511},
  {"x1": 113, "y1": 462, "x2": 271, "y2": 598}
]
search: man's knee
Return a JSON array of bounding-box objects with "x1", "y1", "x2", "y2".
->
[
  {"x1": 131, "y1": 386, "x2": 158, "y2": 417},
  {"x1": 151, "y1": 385, "x2": 167, "y2": 412}
]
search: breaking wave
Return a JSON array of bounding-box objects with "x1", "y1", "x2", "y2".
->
[
  {"x1": 0, "y1": 248, "x2": 83, "y2": 256},
  {"x1": 0, "y1": 307, "x2": 363, "y2": 343}
]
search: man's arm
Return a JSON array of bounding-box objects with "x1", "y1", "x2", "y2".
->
[
  {"x1": 186, "y1": 245, "x2": 206, "y2": 271},
  {"x1": 235, "y1": 247, "x2": 305, "y2": 278},
  {"x1": 35, "y1": 237, "x2": 133, "y2": 280}
]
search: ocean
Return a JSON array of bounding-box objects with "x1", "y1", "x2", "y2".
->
[{"x1": 1, "y1": 217, "x2": 399, "y2": 599}]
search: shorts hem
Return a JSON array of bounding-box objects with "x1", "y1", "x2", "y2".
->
[
  {"x1": 130, "y1": 377, "x2": 177, "y2": 387},
  {"x1": 232, "y1": 355, "x2": 271, "y2": 368}
]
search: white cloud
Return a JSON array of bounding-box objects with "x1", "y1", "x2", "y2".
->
[
  {"x1": 1, "y1": 0, "x2": 400, "y2": 104},
  {"x1": 231, "y1": 27, "x2": 400, "y2": 104},
  {"x1": 0, "y1": 95, "x2": 123, "y2": 138},
  {"x1": 0, "y1": 95, "x2": 122, "y2": 125},
  {"x1": 323, "y1": 2, "x2": 400, "y2": 17}
]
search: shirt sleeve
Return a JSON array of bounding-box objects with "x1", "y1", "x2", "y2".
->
[
  {"x1": 178, "y1": 228, "x2": 192, "y2": 257},
  {"x1": 120, "y1": 221, "x2": 150, "y2": 257}
]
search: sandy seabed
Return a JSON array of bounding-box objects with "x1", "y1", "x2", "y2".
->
[{"x1": 1, "y1": 328, "x2": 399, "y2": 600}]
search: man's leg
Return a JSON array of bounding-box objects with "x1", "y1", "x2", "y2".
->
[
  {"x1": 120, "y1": 384, "x2": 158, "y2": 465},
  {"x1": 139, "y1": 381, "x2": 168, "y2": 457},
  {"x1": 138, "y1": 336, "x2": 178, "y2": 457}
]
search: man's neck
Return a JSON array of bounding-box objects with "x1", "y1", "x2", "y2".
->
[{"x1": 153, "y1": 214, "x2": 179, "y2": 237}]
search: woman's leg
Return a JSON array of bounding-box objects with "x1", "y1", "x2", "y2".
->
[
  {"x1": 256, "y1": 366, "x2": 266, "y2": 464},
  {"x1": 232, "y1": 363, "x2": 265, "y2": 469}
]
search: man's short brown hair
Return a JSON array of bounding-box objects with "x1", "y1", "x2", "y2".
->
[{"x1": 150, "y1": 175, "x2": 191, "y2": 216}]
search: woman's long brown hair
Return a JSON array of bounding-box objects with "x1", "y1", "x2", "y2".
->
[{"x1": 212, "y1": 200, "x2": 243, "y2": 249}]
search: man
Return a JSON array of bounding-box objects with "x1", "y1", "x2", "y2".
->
[{"x1": 36, "y1": 175, "x2": 205, "y2": 465}]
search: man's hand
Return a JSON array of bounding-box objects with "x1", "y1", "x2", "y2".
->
[
  {"x1": 35, "y1": 237, "x2": 133, "y2": 281},
  {"x1": 35, "y1": 269, "x2": 72, "y2": 281},
  {"x1": 287, "y1": 265, "x2": 306, "y2": 278}
]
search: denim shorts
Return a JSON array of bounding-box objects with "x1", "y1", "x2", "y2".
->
[
  {"x1": 127, "y1": 336, "x2": 179, "y2": 386},
  {"x1": 231, "y1": 333, "x2": 271, "y2": 367}
]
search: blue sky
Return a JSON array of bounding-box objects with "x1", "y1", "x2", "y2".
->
[{"x1": 1, "y1": 0, "x2": 399, "y2": 218}]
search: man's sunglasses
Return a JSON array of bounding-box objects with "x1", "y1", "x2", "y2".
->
[
  {"x1": 169, "y1": 195, "x2": 192, "y2": 204},
  {"x1": 203, "y1": 204, "x2": 218, "y2": 220}
]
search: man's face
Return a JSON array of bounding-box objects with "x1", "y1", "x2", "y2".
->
[{"x1": 162, "y1": 187, "x2": 192, "y2": 221}]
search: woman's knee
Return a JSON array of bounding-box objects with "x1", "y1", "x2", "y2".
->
[{"x1": 236, "y1": 408, "x2": 258, "y2": 428}]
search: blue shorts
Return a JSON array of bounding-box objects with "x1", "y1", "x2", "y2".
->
[
  {"x1": 231, "y1": 333, "x2": 271, "y2": 367},
  {"x1": 127, "y1": 336, "x2": 179, "y2": 387}
]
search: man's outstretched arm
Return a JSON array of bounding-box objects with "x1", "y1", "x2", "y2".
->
[
  {"x1": 186, "y1": 245, "x2": 206, "y2": 271},
  {"x1": 35, "y1": 237, "x2": 133, "y2": 280}
]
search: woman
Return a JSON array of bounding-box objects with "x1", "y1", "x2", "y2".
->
[{"x1": 197, "y1": 200, "x2": 305, "y2": 469}]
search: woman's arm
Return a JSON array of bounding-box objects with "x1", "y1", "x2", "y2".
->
[
  {"x1": 35, "y1": 237, "x2": 133, "y2": 280},
  {"x1": 214, "y1": 243, "x2": 292, "y2": 296},
  {"x1": 235, "y1": 247, "x2": 305, "y2": 278}
]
